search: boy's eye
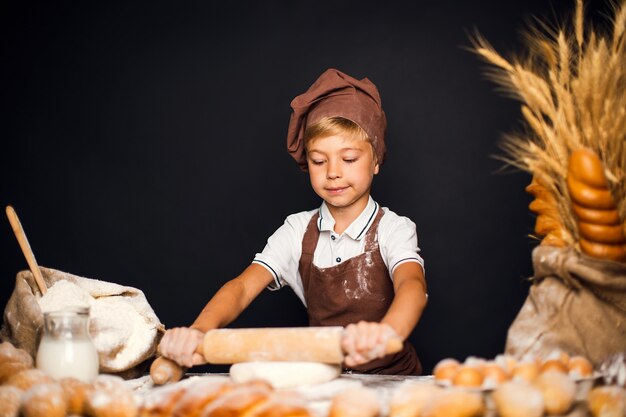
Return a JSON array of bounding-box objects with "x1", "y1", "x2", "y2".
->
[
  {"x1": 311, "y1": 160, "x2": 325, "y2": 165},
  {"x1": 343, "y1": 158, "x2": 357, "y2": 163}
]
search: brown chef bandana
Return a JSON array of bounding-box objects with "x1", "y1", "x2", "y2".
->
[{"x1": 287, "y1": 68, "x2": 387, "y2": 171}]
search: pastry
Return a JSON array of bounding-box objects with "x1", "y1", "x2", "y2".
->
[
  {"x1": 172, "y1": 378, "x2": 236, "y2": 417},
  {"x1": 329, "y1": 387, "x2": 380, "y2": 417},
  {"x1": 0, "y1": 385, "x2": 23, "y2": 417},
  {"x1": 0, "y1": 342, "x2": 34, "y2": 368},
  {"x1": 5, "y1": 368, "x2": 54, "y2": 391},
  {"x1": 60, "y1": 376, "x2": 93, "y2": 415},
  {"x1": 0, "y1": 361, "x2": 30, "y2": 384},
  {"x1": 388, "y1": 382, "x2": 442, "y2": 417},
  {"x1": 587, "y1": 385, "x2": 626, "y2": 417},
  {"x1": 20, "y1": 382, "x2": 67, "y2": 417},
  {"x1": 85, "y1": 374, "x2": 138, "y2": 417},
  {"x1": 533, "y1": 370, "x2": 576, "y2": 415},
  {"x1": 249, "y1": 392, "x2": 312, "y2": 417},
  {"x1": 421, "y1": 389, "x2": 484, "y2": 417},
  {"x1": 492, "y1": 380, "x2": 544, "y2": 417},
  {"x1": 200, "y1": 381, "x2": 273, "y2": 417}
]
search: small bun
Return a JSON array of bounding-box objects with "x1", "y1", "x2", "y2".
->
[
  {"x1": 201, "y1": 382, "x2": 272, "y2": 417},
  {"x1": 85, "y1": 374, "x2": 137, "y2": 417},
  {"x1": 422, "y1": 389, "x2": 484, "y2": 417},
  {"x1": 0, "y1": 385, "x2": 23, "y2": 417},
  {"x1": 587, "y1": 385, "x2": 626, "y2": 417},
  {"x1": 20, "y1": 382, "x2": 67, "y2": 417},
  {"x1": 0, "y1": 361, "x2": 30, "y2": 384},
  {"x1": 0, "y1": 342, "x2": 34, "y2": 368},
  {"x1": 328, "y1": 387, "x2": 380, "y2": 417},
  {"x1": 389, "y1": 382, "x2": 443, "y2": 417},
  {"x1": 60, "y1": 377, "x2": 93, "y2": 415},
  {"x1": 492, "y1": 380, "x2": 544, "y2": 417},
  {"x1": 5, "y1": 369, "x2": 54, "y2": 391}
]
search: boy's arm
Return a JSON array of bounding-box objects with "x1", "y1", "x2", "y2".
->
[
  {"x1": 342, "y1": 262, "x2": 426, "y2": 367},
  {"x1": 190, "y1": 263, "x2": 276, "y2": 331},
  {"x1": 381, "y1": 262, "x2": 427, "y2": 339},
  {"x1": 158, "y1": 263, "x2": 275, "y2": 367}
]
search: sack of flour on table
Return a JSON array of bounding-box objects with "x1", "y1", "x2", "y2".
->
[
  {"x1": 506, "y1": 245, "x2": 626, "y2": 367},
  {"x1": 0, "y1": 267, "x2": 165, "y2": 378}
]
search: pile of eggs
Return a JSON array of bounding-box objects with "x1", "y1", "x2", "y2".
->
[{"x1": 433, "y1": 353, "x2": 594, "y2": 389}]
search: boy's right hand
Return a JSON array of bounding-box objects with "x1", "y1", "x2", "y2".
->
[{"x1": 158, "y1": 327, "x2": 205, "y2": 368}]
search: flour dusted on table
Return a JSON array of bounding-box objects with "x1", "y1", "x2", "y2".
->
[{"x1": 37, "y1": 276, "x2": 162, "y2": 373}]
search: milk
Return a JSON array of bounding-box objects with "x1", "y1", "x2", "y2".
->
[{"x1": 36, "y1": 337, "x2": 99, "y2": 382}]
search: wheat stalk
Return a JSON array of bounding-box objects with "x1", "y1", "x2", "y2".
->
[{"x1": 471, "y1": 0, "x2": 626, "y2": 246}]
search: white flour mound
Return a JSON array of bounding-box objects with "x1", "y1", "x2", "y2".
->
[
  {"x1": 229, "y1": 361, "x2": 341, "y2": 389},
  {"x1": 38, "y1": 279, "x2": 156, "y2": 371}
]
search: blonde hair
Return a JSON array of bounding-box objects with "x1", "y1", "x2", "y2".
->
[{"x1": 304, "y1": 116, "x2": 371, "y2": 148}]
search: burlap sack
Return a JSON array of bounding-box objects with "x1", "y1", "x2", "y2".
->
[
  {"x1": 506, "y1": 245, "x2": 626, "y2": 367},
  {"x1": 0, "y1": 267, "x2": 165, "y2": 377}
]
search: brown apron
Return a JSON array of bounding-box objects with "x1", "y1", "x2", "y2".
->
[{"x1": 299, "y1": 208, "x2": 421, "y2": 375}]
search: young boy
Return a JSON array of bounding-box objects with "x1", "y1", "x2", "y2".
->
[{"x1": 159, "y1": 68, "x2": 427, "y2": 375}]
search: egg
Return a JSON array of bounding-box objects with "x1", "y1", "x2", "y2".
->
[
  {"x1": 540, "y1": 359, "x2": 568, "y2": 374},
  {"x1": 452, "y1": 366, "x2": 484, "y2": 388},
  {"x1": 433, "y1": 358, "x2": 460, "y2": 382},
  {"x1": 511, "y1": 361, "x2": 540, "y2": 383},
  {"x1": 492, "y1": 380, "x2": 544, "y2": 417},
  {"x1": 533, "y1": 371, "x2": 577, "y2": 415},
  {"x1": 568, "y1": 355, "x2": 593, "y2": 378},
  {"x1": 482, "y1": 363, "x2": 510, "y2": 386}
]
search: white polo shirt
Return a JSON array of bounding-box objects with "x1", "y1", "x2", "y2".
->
[{"x1": 253, "y1": 196, "x2": 424, "y2": 306}]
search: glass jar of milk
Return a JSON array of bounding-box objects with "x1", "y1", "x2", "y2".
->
[{"x1": 36, "y1": 306, "x2": 99, "y2": 382}]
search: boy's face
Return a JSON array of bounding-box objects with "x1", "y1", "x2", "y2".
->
[{"x1": 306, "y1": 135, "x2": 379, "y2": 213}]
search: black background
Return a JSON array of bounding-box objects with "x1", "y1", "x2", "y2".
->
[{"x1": 0, "y1": 0, "x2": 612, "y2": 374}]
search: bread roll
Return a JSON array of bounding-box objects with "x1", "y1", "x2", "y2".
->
[
  {"x1": 492, "y1": 380, "x2": 544, "y2": 417},
  {"x1": 0, "y1": 342, "x2": 34, "y2": 368},
  {"x1": 587, "y1": 385, "x2": 626, "y2": 417},
  {"x1": 85, "y1": 374, "x2": 138, "y2": 417},
  {"x1": 533, "y1": 371, "x2": 576, "y2": 415},
  {"x1": 200, "y1": 383, "x2": 272, "y2": 417},
  {"x1": 0, "y1": 361, "x2": 30, "y2": 384},
  {"x1": 329, "y1": 387, "x2": 380, "y2": 417},
  {"x1": 248, "y1": 392, "x2": 312, "y2": 417},
  {"x1": 0, "y1": 385, "x2": 23, "y2": 417},
  {"x1": 172, "y1": 378, "x2": 235, "y2": 417},
  {"x1": 5, "y1": 368, "x2": 54, "y2": 391},
  {"x1": 20, "y1": 382, "x2": 67, "y2": 417},
  {"x1": 60, "y1": 376, "x2": 93, "y2": 415},
  {"x1": 421, "y1": 389, "x2": 484, "y2": 417},
  {"x1": 389, "y1": 382, "x2": 442, "y2": 417}
]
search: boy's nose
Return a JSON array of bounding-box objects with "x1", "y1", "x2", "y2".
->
[{"x1": 326, "y1": 161, "x2": 341, "y2": 179}]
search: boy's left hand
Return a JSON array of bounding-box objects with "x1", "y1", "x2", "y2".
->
[{"x1": 341, "y1": 321, "x2": 399, "y2": 368}]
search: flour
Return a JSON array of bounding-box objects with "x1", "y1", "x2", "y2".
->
[{"x1": 37, "y1": 279, "x2": 157, "y2": 371}]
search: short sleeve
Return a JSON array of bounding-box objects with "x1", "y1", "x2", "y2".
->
[
  {"x1": 378, "y1": 210, "x2": 424, "y2": 276},
  {"x1": 252, "y1": 211, "x2": 314, "y2": 302}
]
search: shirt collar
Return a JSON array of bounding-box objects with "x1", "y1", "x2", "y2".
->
[{"x1": 318, "y1": 196, "x2": 379, "y2": 240}]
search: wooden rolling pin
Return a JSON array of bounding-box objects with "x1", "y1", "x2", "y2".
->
[{"x1": 150, "y1": 326, "x2": 404, "y2": 385}]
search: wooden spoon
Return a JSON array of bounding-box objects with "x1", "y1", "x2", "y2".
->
[{"x1": 6, "y1": 205, "x2": 47, "y2": 295}]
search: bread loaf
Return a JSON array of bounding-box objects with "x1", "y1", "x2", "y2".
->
[
  {"x1": 20, "y1": 382, "x2": 67, "y2": 417},
  {"x1": 328, "y1": 387, "x2": 380, "y2": 417},
  {"x1": 0, "y1": 385, "x2": 23, "y2": 417}
]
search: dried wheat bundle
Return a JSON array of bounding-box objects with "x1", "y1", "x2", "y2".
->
[{"x1": 471, "y1": 0, "x2": 626, "y2": 251}]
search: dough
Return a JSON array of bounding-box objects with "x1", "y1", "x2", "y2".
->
[{"x1": 229, "y1": 361, "x2": 341, "y2": 389}]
